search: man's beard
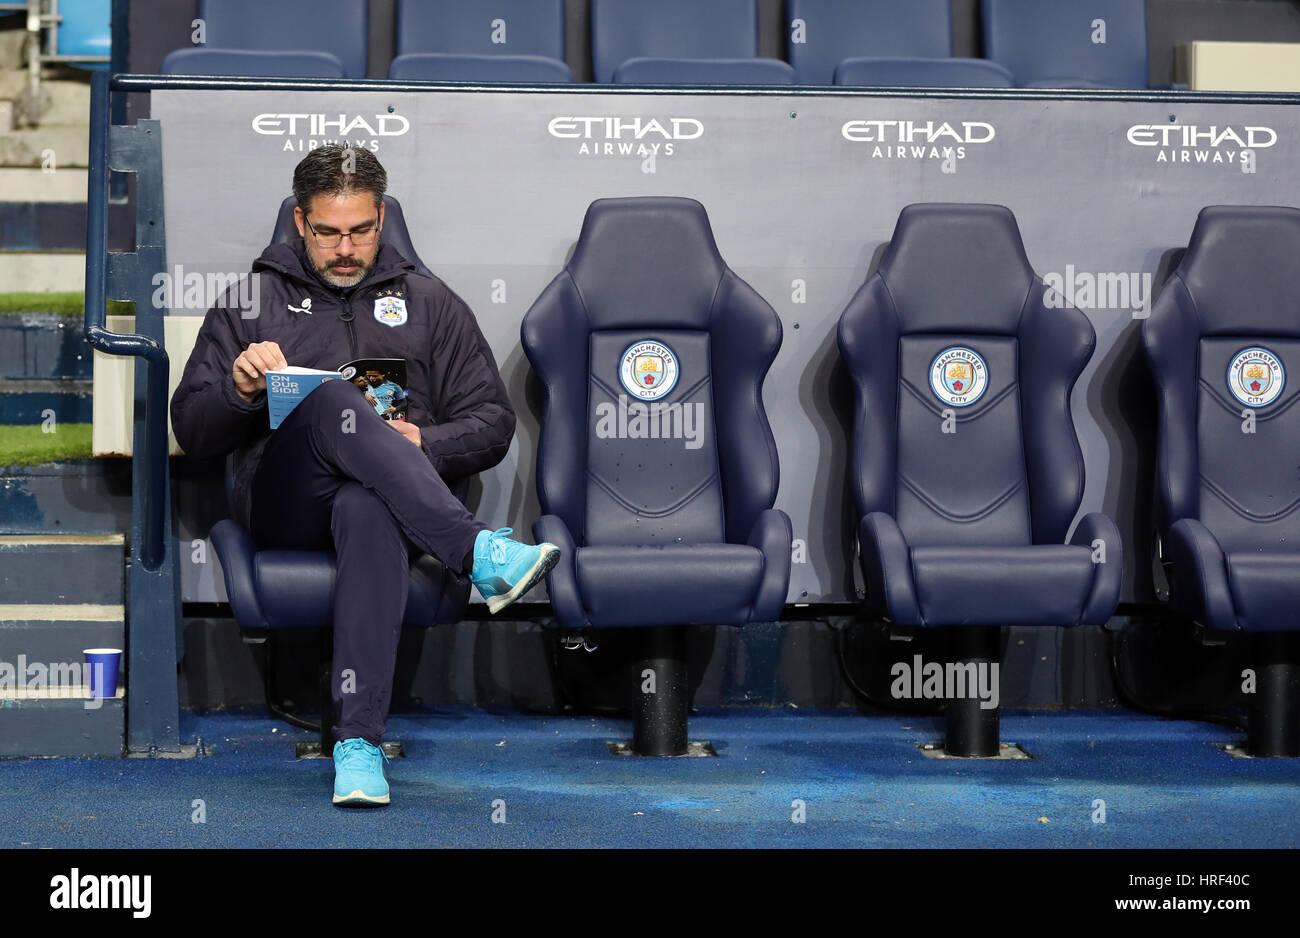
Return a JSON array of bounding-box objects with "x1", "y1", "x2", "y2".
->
[{"x1": 315, "y1": 255, "x2": 372, "y2": 288}]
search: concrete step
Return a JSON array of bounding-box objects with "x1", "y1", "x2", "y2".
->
[
  {"x1": 0, "y1": 313, "x2": 93, "y2": 380},
  {"x1": 0, "y1": 71, "x2": 92, "y2": 128},
  {"x1": 0, "y1": 692, "x2": 124, "y2": 757},
  {"x1": 0, "y1": 461, "x2": 131, "y2": 534},
  {"x1": 0, "y1": 535, "x2": 124, "y2": 603},
  {"x1": 0, "y1": 251, "x2": 84, "y2": 291},
  {"x1": 0, "y1": 167, "x2": 88, "y2": 201},
  {"x1": 1, "y1": 199, "x2": 132, "y2": 250},
  {"x1": 0, "y1": 378, "x2": 93, "y2": 422},
  {"x1": 0, "y1": 595, "x2": 126, "y2": 757},
  {"x1": 0, "y1": 611, "x2": 124, "y2": 671},
  {"x1": 0, "y1": 124, "x2": 88, "y2": 168}
]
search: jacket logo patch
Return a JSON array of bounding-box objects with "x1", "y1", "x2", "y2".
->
[
  {"x1": 374, "y1": 296, "x2": 407, "y2": 328},
  {"x1": 288, "y1": 297, "x2": 312, "y2": 314}
]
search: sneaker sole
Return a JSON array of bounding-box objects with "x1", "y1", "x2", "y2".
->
[
  {"x1": 333, "y1": 789, "x2": 390, "y2": 807},
  {"x1": 486, "y1": 544, "x2": 560, "y2": 615}
]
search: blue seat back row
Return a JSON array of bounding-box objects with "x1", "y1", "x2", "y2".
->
[{"x1": 159, "y1": 0, "x2": 1149, "y2": 88}]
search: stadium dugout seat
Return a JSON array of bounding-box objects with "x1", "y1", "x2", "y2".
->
[
  {"x1": 591, "y1": 0, "x2": 760, "y2": 84},
  {"x1": 1143, "y1": 205, "x2": 1300, "y2": 757},
  {"x1": 209, "y1": 194, "x2": 468, "y2": 751},
  {"x1": 786, "y1": 0, "x2": 953, "y2": 86},
  {"x1": 522, "y1": 197, "x2": 792, "y2": 756},
  {"x1": 834, "y1": 57, "x2": 1014, "y2": 88},
  {"x1": 981, "y1": 0, "x2": 1150, "y2": 88},
  {"x1": 838, "y1": 203, "x2": 1122, "y2": 757},
  {"x1": 389, "y1": 0, "x2": 570, "y2": 82},
  {"x1": 613, "y1": 57, "x2": 795, "y2": 85},
  {"x1": 161, "y1": 0, "x2": 368, "y2": 79}
]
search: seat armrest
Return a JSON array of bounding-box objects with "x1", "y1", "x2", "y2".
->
[
  {"x1": 746, "y1": 508, "x2": 792, "y2": 622},
  {"x1": 1166, "y1": 518, "x2": 1236, "y2": 631},
  {"x1": 859, "y1": 512, "x2": 921, "y2": 626},
  {"x1": 533, "y1": 515, "x2": 586, "y2": 629},
  {"x1": 1068, "y1": 512, "x2": 1123, "y2": 625},
  {"x1": 209, "y1": 519, "x2": 269, "y2": 632}
]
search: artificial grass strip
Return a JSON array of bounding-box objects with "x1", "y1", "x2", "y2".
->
[
  {"x1": 0, "y1": 293, "x2": 133, "y2": 317},
  {"x1": 0, "y1": 424, "x2": 94, "y2": 466}
]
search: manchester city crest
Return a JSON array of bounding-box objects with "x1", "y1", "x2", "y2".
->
[
  {"x1": 929, "y1": 347, "x2": 989, "y2": 407},
  {"x1": 619, "y1": 340, "x2": 679, "y2": 400},
  {"x1": 374, "y1": 295, "x2": 407, "y2": 328},
  {"x1": 1228, "y1": 346, "x2": 1285, "y2": 408}
]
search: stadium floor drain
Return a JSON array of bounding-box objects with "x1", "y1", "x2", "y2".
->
[
  {"x1": 917, "y1": 741, "x2": 1031, "y2": 760},
  {"x1": 607, "y1": 741, "x2": 717, "y2": 757}
]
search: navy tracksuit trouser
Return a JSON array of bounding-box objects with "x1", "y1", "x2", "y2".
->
[{"x1": 247, "y1": 378, "x2": 488, "y2": 746}]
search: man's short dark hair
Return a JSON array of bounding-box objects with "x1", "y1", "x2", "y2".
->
[{"x1": 292, "y1": 145, "x2": 388, "y2": 214}]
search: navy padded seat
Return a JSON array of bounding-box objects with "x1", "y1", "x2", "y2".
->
[
  {"x1": 396, "y1": 0, "x2": 564, "y2": 59},
  {"x1": 1144, "y1": 207, "x2": 1300, "y2": 634},
  {"x1": 787, "y1": 0, "x2": 952, "y2": 85},
  {"x1": 840, "y1": 204, "x2": 1120, "y2": 628},
  {"x1": 981, "y1": 0, "x2": 1150, "y2": 89},
  {"x1": 161, "y1": 48, "x2": 346, "y2": 78},
  {"x1": 591, "y1": 0, "x2": 759, "y2": 83},
  {"x1": 522, "y1": 197, "x2": 791, "y2": 754},
  {"x1": 835, "y1": 57, "x2": 1014, "y2": 88},
  {"x1": 839, "y1": 203, "x2": 1122, "y2": 755},
  {"x1": 1144, "y1": 205, "x2": 1300, "y2": 756},
  {"x1": 613, "y1": 57, "x2": 795, "y2": 85},
  {"x1": 389, "y1": 53, "x2": 571, "y2": 82},
  {"x1": 191, "y1": 0, "x2": 369, "y2": 78}
]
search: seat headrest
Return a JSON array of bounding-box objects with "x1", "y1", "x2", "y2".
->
[
  {"x1": 1176, "y1": 205, "x2": 1300, "y2": 337},
  {"x1": 876, "y1": 203, "x2": 1036, "y2": 334},
  {"x1": 568, "y1": 197, "x2": 728, "y2": 330},
  {"x1": 268, "y1": 194, "x2": 435, "y2": 281}
]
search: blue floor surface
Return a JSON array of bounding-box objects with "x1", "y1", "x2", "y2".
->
[{"x1": 1, "y1": 708, "x2": 1297, "y2": 849}]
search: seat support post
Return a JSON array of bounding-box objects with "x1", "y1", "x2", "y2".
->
[
  {"x1": 1249, "y1": 632, "x2": 1300, "y2": 758},
  {"x1": 632, "y1": 626, "x2": 689, "y2": 756},
  {"x1": 943, "y1": 626, "x2": 1002, "y2": 757}
]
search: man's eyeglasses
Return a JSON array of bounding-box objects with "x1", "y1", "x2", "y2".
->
[{"x1": 304, "y1": 215, "x2": 380, "y2": 249}]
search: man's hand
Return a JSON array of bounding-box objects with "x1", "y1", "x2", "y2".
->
[
  {"x1": 389, "y1": 418, "x2": 422, "y2": 447},
  {"x1": 232, "y1": 341, "x2": 287, "y2": 402}
]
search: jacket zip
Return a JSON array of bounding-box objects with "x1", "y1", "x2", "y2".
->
[{"x1": 339, "y1": 291, "x2": 358, "y2": 359}]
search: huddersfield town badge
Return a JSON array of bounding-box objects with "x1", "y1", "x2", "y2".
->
[
  {"x1": 619, "y1": 340, "x2": 679, "y2": 400},
  {"x1": 374, "y1": 295, "x2": 407, "y2": 328},
  {"x1": 929, "y1": 346, "x2": 988, "y2": 407},
  {"x1": 1228, "y1": 346, "x2": 1284, "y2": 408}
]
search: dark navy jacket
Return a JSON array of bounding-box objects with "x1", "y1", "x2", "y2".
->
[{"x1": 170, "y1": 239, "x2": 515, "y2": 530}]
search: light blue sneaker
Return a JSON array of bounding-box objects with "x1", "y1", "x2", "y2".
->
[
  {"x1": 470, "y1": 527, "x2": 560, "y2": 614},
  {"x1": 332, "y1": 738, "x2": 390, "y2": 807}
]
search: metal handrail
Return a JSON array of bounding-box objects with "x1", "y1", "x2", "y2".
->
[
  {"x1": 107, "y1": 71, "x2": 1300, "y2": 105},
  {"x1": 83, "y1": 68, "x2": 168, "y2": 570}
]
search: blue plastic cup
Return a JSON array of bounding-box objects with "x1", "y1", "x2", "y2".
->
[{"x1": 84, "y1": 648, "x2": 122, "y2": 698}]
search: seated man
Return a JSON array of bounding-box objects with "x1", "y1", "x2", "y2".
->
[{"x1": 171, "y1": 144, "x2": 558, "y2": 807}]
